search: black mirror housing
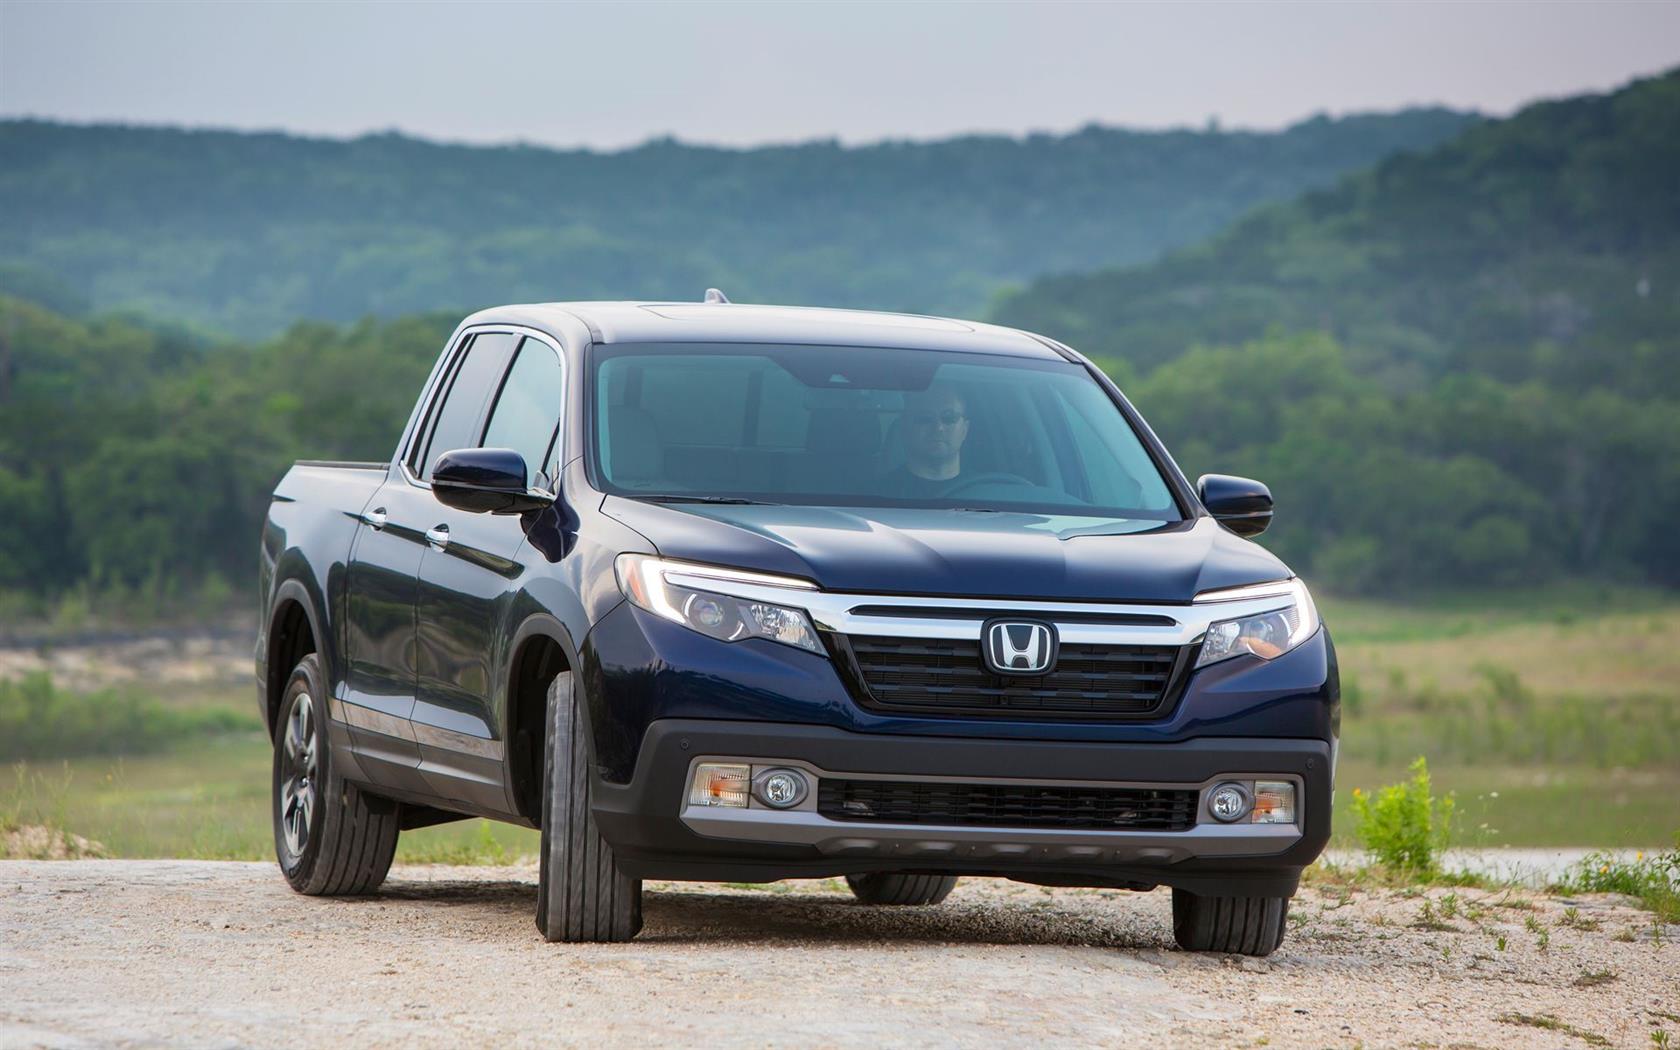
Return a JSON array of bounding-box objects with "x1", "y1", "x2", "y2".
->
[
  {"x1": 1197, "y1": 474, "x2": 1273, "y2": 537},
  {"x1": 432, "y1": 448, "x2": 554, "y2": 515}
]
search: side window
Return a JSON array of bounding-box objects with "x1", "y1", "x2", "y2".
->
[
  {"x1": 1056, "y1": 386, "x2": 1173, "y2": 512},
  {"x1": 418, "y1": 332, "x2": 520, "y2": 480},
  {"x1": 481, "y1": 337, "x2": 564, "y2": 487}
]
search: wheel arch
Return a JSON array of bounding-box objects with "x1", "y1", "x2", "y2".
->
[
  {"x1": 504, "y1": 612, "x2": 583, "y2": 825},
  {"x1": 265, "y1": 577, "x2": 329, "y2": 740}
]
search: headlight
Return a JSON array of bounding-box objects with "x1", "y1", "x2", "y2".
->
[
  {"x1": 615, "y1": 553, "x2": 824, "y2": 654},
  {"x1": 1193, "y1": 577, "x2": 1318, "y2": 669}
]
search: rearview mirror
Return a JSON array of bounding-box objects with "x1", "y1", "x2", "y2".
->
[
  {"x1": 1197, "y1": 474, "x2": 1273, "y2": 537},
  {"x1": 432, "y1": 448, "x2": 554, "y2": 515}
]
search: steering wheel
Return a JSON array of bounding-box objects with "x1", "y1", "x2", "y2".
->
[{"x1": 940, "y1": 472, "x2": 1035, "y2": 497}]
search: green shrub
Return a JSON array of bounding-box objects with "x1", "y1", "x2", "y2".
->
[
  {"x1": 0, "y1": 672, "x2": 258, "y2": 761},
  {"x1": 1351, "y1": 756, "x2": 1456, "y2": 876}
]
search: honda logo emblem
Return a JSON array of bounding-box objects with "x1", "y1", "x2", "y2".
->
[{"x1": 983, "y1": 619, "x2": 1058, "y2": 676}]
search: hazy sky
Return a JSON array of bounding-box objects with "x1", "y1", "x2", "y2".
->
[{"x1": 3, "y1": 0, "x2": 1677, "y2": 150}]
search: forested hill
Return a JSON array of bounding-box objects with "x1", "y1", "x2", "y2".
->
[
  {"x1": 991, "y1": 70, "x2": 1680, "y2": 591},
  {"x1": 0, "y1": 109, "x2": 1475, "y2": 337},
  {"x1": 993, "y1": 68, "x2": 1680, "y2": 396}
]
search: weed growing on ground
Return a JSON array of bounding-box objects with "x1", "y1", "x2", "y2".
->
[
  {"x1": 1497, "y1": 1013, "x2": 1609, "y2": 1047},
  {"x1": 1412, "y1": 899, "x2": 1457, "y2": 932},
  {"x1": 1350, "y1": 757, "x2": 1456, "y2": 877}
]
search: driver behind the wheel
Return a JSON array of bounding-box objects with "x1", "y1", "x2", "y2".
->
[{"x1": 882, "y1": 385, "x2": 970, "y2": 498}]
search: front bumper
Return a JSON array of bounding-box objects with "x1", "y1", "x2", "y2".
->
[{"x1": 593, "y1": 719, "x2": 1333, "y2": 896}]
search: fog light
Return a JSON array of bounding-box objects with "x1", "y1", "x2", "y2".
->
[
  {"x1": 1208, "y1": 782, "x2": 1252, "y2": 823},
  {"x1": 1251, "y1": 780, "x2": 1296, "y2": 824},
  {"x1": 688, "y1": 762, "x2": 749, "y2": 808},
  {"x1": 753, "y1": 768, "x2": 809, "y2": 809}
]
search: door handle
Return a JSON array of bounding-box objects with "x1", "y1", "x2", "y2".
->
[
  {"x1": 425, "y1": 524, "x2": 450, "y2": 550},
  {"x1": 362, "y1": 507, "x2": 387, "y2": 530}
]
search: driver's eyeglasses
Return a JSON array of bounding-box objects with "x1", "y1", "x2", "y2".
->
[{"x1": 909, "y1": 410, "x2": 966, "y2": 427}]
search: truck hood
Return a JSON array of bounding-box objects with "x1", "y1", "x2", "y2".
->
[{"x1": 599, "y1": 499, "x2": 1290, "y2": 603}]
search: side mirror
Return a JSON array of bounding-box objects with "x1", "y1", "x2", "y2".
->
[
  {"x1": 1197, "y1": 474, "x2": 1273, "y2": 537},
  {"x1": 432, "y1": 448, "x2": 555, "y2": 515}
]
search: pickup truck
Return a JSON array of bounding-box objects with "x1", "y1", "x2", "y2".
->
[{"x1": 256, "y1": 296, "x2": 1337, "y2": 956}]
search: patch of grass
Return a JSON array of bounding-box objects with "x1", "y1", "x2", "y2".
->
[
  {"x1": 1318, "y1": 584, "x2": 1675, "y2": 645},
  {"x1": 1550, "y1": 843, "x2": 1680, "y2": 923},
  {"x1": 1497, "y1": 1013, "x2": 1609, "y2": 1046},
  {"x1": 0, "y1": 672, "x2": 259, "y2": 761},
  {"x1": 1332, "y1": 599, "x2": 1680, "y2": 783}
]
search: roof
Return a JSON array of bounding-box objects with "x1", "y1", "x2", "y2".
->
[{"x1": 458, "y1": 300, "x2": 1065, "y2": 359}]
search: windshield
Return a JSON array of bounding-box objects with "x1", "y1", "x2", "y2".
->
[{"x1": 591, "y1": 342, "x2": 1182, "y2": 519}]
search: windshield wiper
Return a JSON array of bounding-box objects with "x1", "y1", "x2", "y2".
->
[{"x1": 634, "y1": 494, "x2": 782, "y2": 506}]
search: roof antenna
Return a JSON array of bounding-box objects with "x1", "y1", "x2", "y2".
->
[{"x1": 703, "y1": 288, "x2": 731, "y2": 304}]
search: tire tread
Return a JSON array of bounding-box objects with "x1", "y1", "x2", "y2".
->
[
  {"x1": 1172, "y1": 889, "x2": 1289, "y2": 956},
  {"x1": 845, "y1": 872, "x2": 958, "y2": 906},
  {"x1": 537, "y1": 672, "x2": 642, "y2": 942}
]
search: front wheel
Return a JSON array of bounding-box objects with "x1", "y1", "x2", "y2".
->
[
  {"x1": 845, "y1": 872, "x2": 958, "y2": 906},
  {"x1": 272, "y1": 653, "x2": 400, "y2": 895},
  {"x1": 1171, "y1": 889, "x2": 1289, "y2": 956},
  {"x1": 536, "y1": 671, "x2": 643, "y2": 942}
]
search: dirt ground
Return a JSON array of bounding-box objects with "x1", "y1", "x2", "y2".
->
[{"x1": 0, "y1": 862, "x2": 1674, "y2": 1049}]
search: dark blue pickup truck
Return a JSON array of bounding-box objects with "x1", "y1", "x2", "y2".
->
[{"x1": 257, "y1": 296, "x2": 1337, "y2": 956}]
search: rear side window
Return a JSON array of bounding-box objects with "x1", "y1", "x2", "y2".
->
[
  {"x1": 481, "y1": 337, "x2": 564, "y2": 487},
  {"x1": 418, "y1": 332, "x2": 519, "y2": 479}
]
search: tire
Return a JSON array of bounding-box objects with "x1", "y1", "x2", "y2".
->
[
  {"x1": 1171, "y1": 889, "x2": 1290, "y2": 956},
  {"x1": 272, "y1": 653, "x2": 400, "y2": 895},
  {"x1": 536, "y1": 671, "x2": 643, "y2": 942},
  {"x1": 845, "y1": 872, "x2": 958, "y2": 906}
]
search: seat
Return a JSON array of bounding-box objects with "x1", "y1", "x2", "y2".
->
[{"x1": 802, "y1": 402, "x2": 883, "y2": 492}]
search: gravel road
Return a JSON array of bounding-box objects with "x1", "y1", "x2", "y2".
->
[{"x1": 1, "y1": 861, "x2": 1675, "y2": 1049}]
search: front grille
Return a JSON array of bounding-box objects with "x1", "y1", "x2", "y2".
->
[
  {"x1": 818, "y1": 779, "x2": 1198, "y2": 831},
  {"x1": 839, "y1": 635, "x2": 1185, "y2": 719}
]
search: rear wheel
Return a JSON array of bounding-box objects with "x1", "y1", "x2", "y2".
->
[
  {"x1": 536, "y1": 671, "x2": 643, "y2": 942},
  {"x1": 1171, "y1": 889, "x2": 1289, "y2": 956},
  {"x1": 845, "y1": 872, "x2": 958, "y2": 906},
  {"x1": 272, "y1": 653, "x2": 400, "y2": 895}
]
